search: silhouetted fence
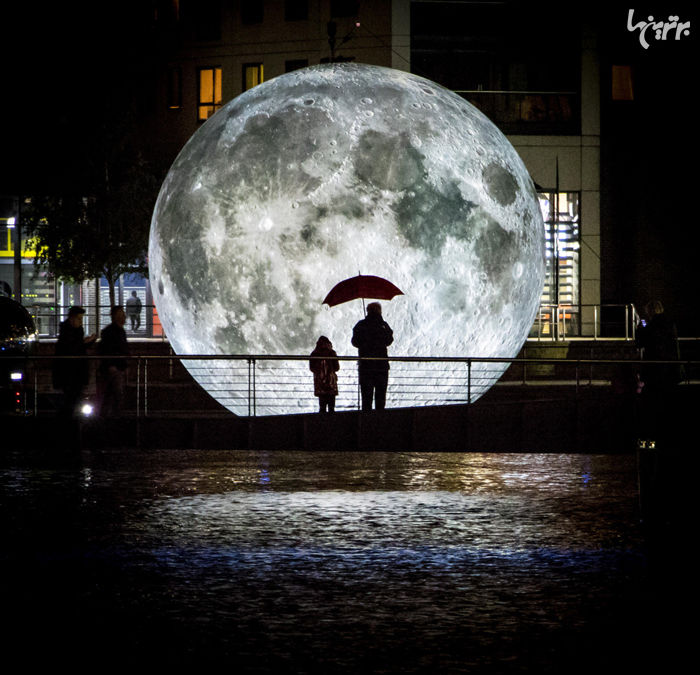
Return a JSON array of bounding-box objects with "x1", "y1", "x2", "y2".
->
[{"x1": 3, "y1": 353, "x2": 696, "y2": 418}]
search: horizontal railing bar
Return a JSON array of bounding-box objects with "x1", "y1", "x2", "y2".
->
[
  {"x1": 10, "y1": 354, "x2": 697, "y2": 367},
  {"x1": 22, "y1": 303, "x2": 647, "y2": 343}
]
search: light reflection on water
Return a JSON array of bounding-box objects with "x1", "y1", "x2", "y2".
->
[{"x1": 2, "y1": 451, "x2": 653, "y2": 673}]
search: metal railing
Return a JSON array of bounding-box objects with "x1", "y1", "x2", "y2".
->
[
  {"x1": 3, "y1": 352, "x2": 696, "y2": 419},
  {"x1": 27, "y1": 303, "x2": 640, "y2": 342},
  {"x1": 530, "y1": 303, "x2": 639, "y2": 341},
  {"x1": 24, "y1": 303, "x2": 165, "y2": 340}
]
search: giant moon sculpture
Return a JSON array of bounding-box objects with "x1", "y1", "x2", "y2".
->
[{"x1": 149, "y1": 64, "x2": 545, "y2": 416}]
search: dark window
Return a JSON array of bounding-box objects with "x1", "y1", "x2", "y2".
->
[
  {"x1": 285, "y1": 0, "x2": 308, "y2": 22},
  {"x1": 411, "y1": 1, "x2": 580, "y2": 134},
  {"x1": 330, "y1": 0, "x2": 358, "y2": 18},
  {"x1": 241, "y1": 0, "x2": 264, "y2": 24},
  {"x1": 154, "y1": 0, "x2": 180, "y2": 24},
  {"x1": 182, "y1": 0, "x2": 221, "y2": 40},
  {"x1": 167, "y1": 67, "x2": 182, "y2": 109},
  {"x1": 285, "y1": 59, "x2": 309, "y2": 72}
]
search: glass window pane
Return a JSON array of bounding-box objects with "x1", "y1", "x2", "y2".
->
[
  {"x1": 241, "y1": 0, "x2": 263, "y2": 24},
  {"x1": 612, "y1": 65, "x2": 634, "y2": 101},
  {"x1": 244, "y1": 64, "x2": 263, "y2": 91},
  {"x1": 200, "y1": 69, "x2": 214, "y2": 102},
  {"x1": 198, "y1": 105, "x2": 214, "y2": 121},
  {"x1": 535, "y1": 191, "x2": 580, "y2": 336},
  {"x1": 214, "y1": 67, "x2": 222, "y2": 104},
  {"x1": 285, "y1": 0, "x2": 308, "y2": 22}
]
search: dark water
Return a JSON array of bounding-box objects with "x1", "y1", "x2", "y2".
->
[{"x1": 0, "y1": 450, "x2": 688, "y2": 672}]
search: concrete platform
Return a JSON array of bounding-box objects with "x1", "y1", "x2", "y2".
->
[{"x1": 5, "y1": 383, "x2": 695, "y2": 454}]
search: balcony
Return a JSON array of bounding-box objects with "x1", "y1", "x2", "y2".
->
[{"x1": 456, "y1": 90, "x2": 580, "y2": 136}]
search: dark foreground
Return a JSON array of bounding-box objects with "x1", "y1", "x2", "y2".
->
[{"x1": 1, "y1": 449, "x2": 691, "y2": 673}]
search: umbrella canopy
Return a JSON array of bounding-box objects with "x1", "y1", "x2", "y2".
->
[{"x1": 323, "y1": 275, "x2": 404, "y2": 307}]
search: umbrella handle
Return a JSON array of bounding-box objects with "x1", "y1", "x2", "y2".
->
[{"x1": 359, "y1": 270, "x2": 366, "y2": 316}]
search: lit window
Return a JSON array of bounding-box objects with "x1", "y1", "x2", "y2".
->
[
  {"x1": 538, "y1": 191, "x2": 580, "y2": 302},
  {"x1": 611, "y1": 65, "x2": 634, "y2": 101},
  {"x1": 243, "y1": 63, "x2": 264, "y2": 91},
  {"x1": 198, "y1": 67, "x2": 222, "y2": 121},
  {"x1": 536, "y1": 191, "x2": 581, "y2": 335}
]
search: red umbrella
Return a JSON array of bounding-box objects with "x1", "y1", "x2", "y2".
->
[{"x1": 323, "y1": 274, "x2": 404, "y2": 307}]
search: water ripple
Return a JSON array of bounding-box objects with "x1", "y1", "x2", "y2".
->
[{"x1": 1, "y1": 450, "x2": 653, "y2": 672}]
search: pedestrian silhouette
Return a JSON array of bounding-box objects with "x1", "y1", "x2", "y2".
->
[
  {"x1": 635, "y1": 299, "x2": 681, "y2": 444},
  {"x1": 53, "y1": 306, "x2": 96, "y2": 417},
  {"x1": 309, "y1": 335, "x2": 339, "y2": 413},
  {"x1": 97, "y1": 305, "x2": 129, "y2": 417},
  {"x1": 126, "y1": 290, "x2": 142, "y2": 331},
  {"x1": 351, "y1": 302, "x2": 393, "y2": 411},
  {"x1": 636, "y1": 300, "x2": 681, "y2": 395}
]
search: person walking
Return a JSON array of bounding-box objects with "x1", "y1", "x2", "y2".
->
[
  {"x1": 97, "y1": 305, "x2": 129, "y2": 417},
  {"x1": 351, "y1": 302, "x2": 393, "y2": 411},
  {"x1": 125, "y1": 290, "x2": 142, "y2": 331},
  {"x1": 309, "y1": 335, "x2": 339, "y2": 413}
]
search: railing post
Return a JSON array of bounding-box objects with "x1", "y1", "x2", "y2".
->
[
  {"x1": 34, "y1": 366, "x2": 38, "y2": 416},
  {"x1": 560, "y1": 305, "x2": 565, "y2": 340},
  {"x1": 467, "y1": 359, "x2": 472, "y2": 404},
  {"x1": 247, "y1": 357, "x2": 256, "y2": 417},
  {"x1": 594, "y1": 305, "x2": 599, "y2": 340},
  {"x1": 144, "y1": 357, "x2": 148, "y2": 417},
  {"x1": 248, "y1": 358, "x2": 252, "y2": 417},
  {"x1": 136, "y1": 356, "x2": 140, "y2": 418},
  {"x1": 551, "y1": 304, "x2": 556, "y2": 342},
  {"x1": 625, "y1": 304, "x2": 630, "y2": 340}
]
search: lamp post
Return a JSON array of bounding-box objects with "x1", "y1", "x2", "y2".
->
[{"x1": 11, "y1": 197, "x2": 22, "y2": 302}]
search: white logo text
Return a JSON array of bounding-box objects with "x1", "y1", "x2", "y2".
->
[{"x1": 627, "y1": 9, "x2": 691, "y2": 49}]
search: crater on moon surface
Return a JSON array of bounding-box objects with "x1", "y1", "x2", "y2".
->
[{"x1": 149, "y1": 63, "x2": 545, "y2": 416}]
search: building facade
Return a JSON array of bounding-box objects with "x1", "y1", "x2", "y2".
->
[
  {"x1": 2, "y1": 0, "x2": 608, "y2": 339},
  {"x1": 143, "y1": 0, "x2": 602, "y2": 338}
]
